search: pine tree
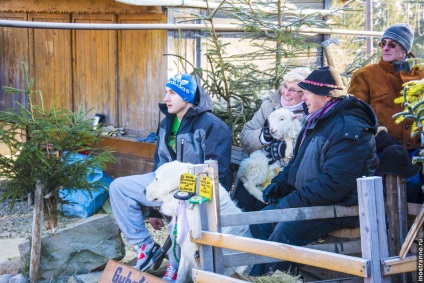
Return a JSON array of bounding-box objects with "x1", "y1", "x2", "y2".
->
[{"x1": 0, "y1": 63, "x2": 115, "y2": 231}]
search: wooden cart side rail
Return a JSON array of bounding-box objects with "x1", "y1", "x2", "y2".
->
[
  {"x1": 221, "y1": 205, "x2": 359, "y2": 227},
  {"x1": 191, "y1": 231, "x2": 370, "y2": 278},
  {"x1": 192, "y1": 269, "x2": 248, "y2": 283},
  {"x1": 381, "y1": 255, "x2": 419, "y2": 276},
  {"x1": 220, "y1": 239, "x2": 362, "y2": 268},
  {"x1": 197, "y1": 161, "x2": 419, "y2": 281}
]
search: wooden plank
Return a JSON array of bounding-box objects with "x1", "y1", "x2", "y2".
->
[
  {"x1": 357, "y1": 176, "x2": 389, "y2": 283},
  {"x1": 381, "y1": 255, "x2": 418, "y2": 276},
  {"x1": 221, "y1": 240, "x2": 361, "y2": 267},
  {"x1": 384, "y1": 176, "x2": 408, "y2": 255},
  {"x1": 117, "y1": 14, "x2": 166, "y2": 132},
  {"x1": 103, "y1": 152, "x2": 154, "y2": 178},
  {"x1": 28, "y1": 13, "x2": 72, "y2": 110},
  {"x1": 399, "y1": 203, "x2": 424, "y2": 259},
  {"x1": 308, "y1": 278, "x2": 363, "y2": 283},
  {"x1": 221, "y1": 205, "x2": 359, "y2": 227},
  {"x1": 306, "y1": 240, "x2": 362, "y2": 255},
  {"x1": 408, "y1": 202, "x2": 422, "y2": 216},
  {"x1": 0, "y1": 12, "x2": 29, "y2": 110},
  {"x1": 383, "y1": 175, "x2": 409, "y2": 283},
  {"x1": 72, "y1": 14, "x2": 118, "y2": 125},
  {"x1": 204, "y1": 160, "x2": 225, "y2": 275},
  {"x1": 191, "y1": 231, "x2": 370, "y2": 278},
  {"x1": 97, "y1": 136, "x2": 156, "y2": 159},
  {"x1": 374, "y1": 176, "x2": 390, "y2": 280},
  {"x1": 29, "y1": 183, "x2": 43, "y2": 283},
  {"x1": 99, "y1": 260, "x2": 166, "y2": 283},
  {"x1": 192, "y1": 269, "x2": 248, "y2": 283},
  {"x1": 0, "y1": 0, "x2": 161, "y2": 14},
  {"x1": 223, "y1": 252, "x2": 281, "y2": 267},
  {"x1": 189, "y1": 164, "x2": 214, "y2": 272},
  {"x1": 328, "y1": 227, "x2": 361, "y2": 239}
]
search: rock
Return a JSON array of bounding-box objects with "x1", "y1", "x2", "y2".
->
[
  {"x1": 0, "y1": 274, "x2": 13, "y2": 283},
  {"x1": 72, "y1": 272, "x2": 102, "y2": 283},
  {"x1": 9, "y1": 274, "x2": 26, "y2": 283},
  {"x1": 18, "y1": 214, "x2": 125, "y2": 281},
  {"x1": 66, "y1": 275, "x2": 83, "y2": 283},
  {"x1": 0, "y1": 257, "x2": 25, "y2": 276}
]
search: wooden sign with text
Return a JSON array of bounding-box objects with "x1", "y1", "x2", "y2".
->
[{"x1": 99, "y1": 260, "x2": 167, "y2": 283}]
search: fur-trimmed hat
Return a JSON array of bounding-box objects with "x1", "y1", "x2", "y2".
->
[
  {"x1": 376, "y1": 145, "x2": 421, "y2": 179},
  {"x1": 298, "y1": 66, "x2": 347, "y2": 98},
  {"x1": 381, "y1": 23, "x2": 414, "y2": 53},
  {"x1": 166, "y1": 74, "x2": 199, "y2": 104}
]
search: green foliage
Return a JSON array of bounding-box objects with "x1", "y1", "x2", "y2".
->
[
  {"x1": 392, "y1": 66, "x2": 424, "y2": 180},
  {"x1": 170, "y1": 0, "x2": 345, "y2": 145},
  {"x1": 0, "y1": 63, "x2": 115, "y2": 230},
  {"x1": 393, "y1": 70, "x2": 424, "y2": 137}
]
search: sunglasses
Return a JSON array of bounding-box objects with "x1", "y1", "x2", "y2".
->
[{"x1": 378, "y1": 41, "x2": 399, "y2": 49}]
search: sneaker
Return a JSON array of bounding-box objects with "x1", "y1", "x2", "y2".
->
[
  {"x1": 162, "y1": 262, "x2": 178, "y2": 282},
  {"x1": 134, "y1": 242, "x2": 164, "y2": 271}
]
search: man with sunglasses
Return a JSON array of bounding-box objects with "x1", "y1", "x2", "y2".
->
[{"x1": 348, "y1": 23, "x2": 424, "y2": 203}]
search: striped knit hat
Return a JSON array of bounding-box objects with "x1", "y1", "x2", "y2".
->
[{"x1": 381, "y1": 23, "x2": 414, "y2": 53}]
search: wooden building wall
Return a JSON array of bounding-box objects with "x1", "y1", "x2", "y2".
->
[
  {"x1": 0, "y1": 0, "x2": 167, "y2": 137},
  {"x1": 0, "y1": 0, "x2": 330, "y2": 177},
  {"x1": 0, "y1": 0, "x2": 167, "y2": 177}
]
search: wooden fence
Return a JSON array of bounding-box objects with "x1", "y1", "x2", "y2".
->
[{"x1": 187, "y1": 160, "x2": 423, "y2": 283}]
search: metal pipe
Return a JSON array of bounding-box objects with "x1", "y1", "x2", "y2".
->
[
  {"x1": 365, "y1": 0, "x2": 373, "y2": 57},
  {"x1": 0, "y1": 19, "x2": 384, "y2": 36},
  {"x1": 115, "y1": 0, "x2": 221, "y2": 9},
  {"x1": 115, "y1": 0, "x2": 341, "y2": 16}
]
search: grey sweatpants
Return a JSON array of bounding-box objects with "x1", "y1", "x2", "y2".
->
[
  {"x1": 109, "y1": 172, "x2": 161, "y2": 246},
  {"x1": 109, "y1": 171, "x2": 179, "y2": 267}
]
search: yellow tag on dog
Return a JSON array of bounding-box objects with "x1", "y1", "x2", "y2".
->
[
  {"x1": 199, "y1": 175, "x2": 213, "y2": 201},
  {"x1": 179, "y1": 173, "x2": 196, "y2": 193}
]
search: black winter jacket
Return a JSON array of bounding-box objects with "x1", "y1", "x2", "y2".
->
[
  {"x1": 153, "y1": 87, "x2": 232, "y2": 190},
  {"x1": 271, "y1": 95, "x2": 378, "y2": 208}
]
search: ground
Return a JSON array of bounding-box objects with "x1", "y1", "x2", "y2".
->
[
  {"x1": 0, "y1": 183, "x2": 305, "y2": 282},
  {"x1": 0, "y1": 181, "x2": 168, "y2": 274}
]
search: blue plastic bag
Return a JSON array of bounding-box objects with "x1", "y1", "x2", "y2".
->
[{"x1": 59, "y1": 152, "x2": 113, "y2": 218}]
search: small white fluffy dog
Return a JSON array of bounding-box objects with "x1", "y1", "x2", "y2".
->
[
  {"x1": 146, "y1": 161, "x2": 252, "y2": 283},
  {"x1": 238, "y1": 108, "x2": 302, "y2": 203}
]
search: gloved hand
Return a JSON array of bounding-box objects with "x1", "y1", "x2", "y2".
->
[
  {"x1": 262, "y1": 183, "x2": 281, "y2": 204},
  {"x1": 375, "y1": 129, "x2": 401, "y2": 152},
  {"x1": 260, "y1": 119, "x2": 273, "y2": 143},
  {"x1": 263, "y1": 140, "x2": 287, "y2": 162}
]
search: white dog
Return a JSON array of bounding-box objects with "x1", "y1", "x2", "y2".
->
[
  {"x1": 146, "y1": 161, "x2": 252, "y2": 283},
  {"x1": 238, "y1": 108, "x2": 302, "y2": 203}
]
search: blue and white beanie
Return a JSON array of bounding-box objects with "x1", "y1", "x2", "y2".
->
[
  {"x1": 165, "y1": 74, "x2": 198, "y2": 104},
  {"x1": 381, "y1": 23, "x2": 414, "y2": 53}
]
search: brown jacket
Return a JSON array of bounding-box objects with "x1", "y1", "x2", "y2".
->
[{"x1": 348, "y1": 58, "x2": 424, "y2": 150}]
